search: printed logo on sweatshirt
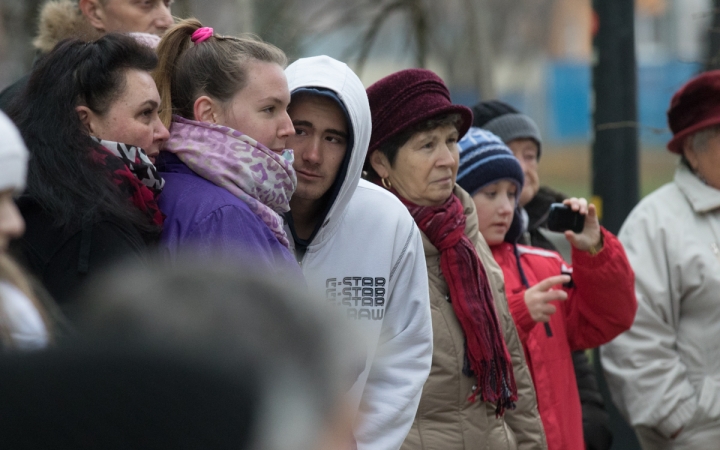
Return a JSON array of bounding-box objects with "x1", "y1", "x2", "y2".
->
[{"x1": 325, "y1": 277, "x2": 386, "y2": 321}]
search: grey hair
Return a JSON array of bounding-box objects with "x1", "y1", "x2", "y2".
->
[{"x1": 691, "y1": 125, "x2": 720, "y2": 153}]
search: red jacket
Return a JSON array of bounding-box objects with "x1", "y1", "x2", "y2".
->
[{"x1": 491, "y1": 228, "x2": 636, "y2": 450}]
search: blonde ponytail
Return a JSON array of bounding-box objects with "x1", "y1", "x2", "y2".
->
[{"x1": 154, "y1": 19, "x2": 201, "y2": 128}]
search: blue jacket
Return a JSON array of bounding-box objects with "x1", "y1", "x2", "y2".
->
[{"x1": 157, "y1": 152, "x2": 302, "y2": 278}]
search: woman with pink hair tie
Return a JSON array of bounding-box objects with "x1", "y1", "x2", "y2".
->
[{"x1": 153, "y1": 19, "x2": 301, "y2": 277}]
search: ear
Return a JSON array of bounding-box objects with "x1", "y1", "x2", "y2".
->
[
  {"x1": 370, "y1": 150, "x2": 391, "y2": 179},
  {"x1": 193, "y1": 96, "x2": 219, "y2": 124},
  {"x1": 78, "y1": 0, "x2": 106, "y2": 32},
  {"x1": 683, "y1": 137, "x2": 700, "y2": 171},
  {"x1": 75, "y1": 105, "x2": 97, "y2": 136}
]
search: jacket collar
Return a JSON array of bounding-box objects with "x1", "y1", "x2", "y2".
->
[{"x1": 675, "y1": 162, "x2": 720, "y2": 213}]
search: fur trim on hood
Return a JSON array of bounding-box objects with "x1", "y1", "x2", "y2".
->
[{"x1": 33, "y1": 0, "x2": 102, "y2": 54}]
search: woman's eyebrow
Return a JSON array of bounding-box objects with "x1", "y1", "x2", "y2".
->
[
  {"x1": 139, "y1": 100, "x2": 159, "y2": 109},
  {"x1": 257, "y1": 96, "x2": 286, "y2": 105}
]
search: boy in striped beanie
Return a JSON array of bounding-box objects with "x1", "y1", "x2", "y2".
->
[
  {"x1": 457, "y1": 127, "x2": 525, "y2": 243},
  {"x1": 456, "y1": 126, "x2": 635, "y2": 450}
]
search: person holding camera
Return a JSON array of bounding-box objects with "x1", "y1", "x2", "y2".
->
[
  {"x1": 472, "y1": 100, "x2": 615, "y2": 450},
  {"x1": 457, "y1": 127, "x2": 637, "y2": 450}
]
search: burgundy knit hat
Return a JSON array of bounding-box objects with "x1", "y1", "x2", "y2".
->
[
  {"x1": 366, "y1": 69, "x2": 473, "y2": 159},
  {"x1": 667, "y1": 70, "x2": 720, "y2": 154}
]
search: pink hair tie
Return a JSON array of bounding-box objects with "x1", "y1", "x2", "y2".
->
[{"x1": 191, "y1": 27, "x2": 214, "y2": 44}]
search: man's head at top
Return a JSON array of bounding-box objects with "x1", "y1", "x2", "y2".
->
[
  {"x1": 78, "y1": 0, "x2": 174, "y2": 37},
  {"x1": 472, "y1": 100, "x2": 542, "y2": 207}
]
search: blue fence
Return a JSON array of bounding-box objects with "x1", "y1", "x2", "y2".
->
[
  {"x1": 452, "y1": 60, "x2": 701, "y2": 146},
  {"x1": 546, "y1": 60, "x2": 699, "y2": 145}
]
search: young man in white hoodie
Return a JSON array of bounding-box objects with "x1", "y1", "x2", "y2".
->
[{"x1": 284, "y1": 56, "x2": 433, "y2": 450}]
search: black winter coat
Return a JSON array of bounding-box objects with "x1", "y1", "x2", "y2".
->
[{"x1": 11, "y1": 197, "x2": 149, "y2": 309}]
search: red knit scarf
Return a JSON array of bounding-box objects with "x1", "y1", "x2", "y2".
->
[
  {"x1": 92, "y1": 146, "x2": 164, "y2": 227},
  {"x1": 400, "y1": 193, "x2": 517, "y2": 415}
]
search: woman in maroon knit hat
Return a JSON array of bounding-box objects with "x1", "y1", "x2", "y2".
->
[
  {"x1": 364, "y1": 69, "x2": 547, "y2": 450},
  {"x1": 601, "y1": 71, "x2": 720, "y2": 449}
]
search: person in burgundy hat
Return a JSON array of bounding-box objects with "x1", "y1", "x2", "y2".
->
[
  {"x1": 601, "y1": 70, "x2": 720, "y2": 450},
  {"x1": 364, "y1": 68, "x2": 547, "y2": 450}
]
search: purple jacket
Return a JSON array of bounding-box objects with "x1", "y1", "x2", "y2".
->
[{"x1": 157, "y1": 153, "x2": 302, "y2": 277}]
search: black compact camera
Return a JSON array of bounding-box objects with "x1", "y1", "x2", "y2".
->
[{"x1": 546, "y1": 203, "x2": 585, "y2": 233}]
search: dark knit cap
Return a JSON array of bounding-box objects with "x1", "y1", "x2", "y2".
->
[
  {"x1": 457, "y1": 127, "x2": 525, "y2": 243},
  {"x1": 472, "y1": 100, "x2": 542, "y2": 159},
  {"x1": 457, "y1": 127, "x2": 524, "y2": 197},
  {"x1": 366, "y1": 69, "x2": 473, "y2": 156},
  {"x1": 667, "y1": 70, "x2": 720, "y2": 154}
]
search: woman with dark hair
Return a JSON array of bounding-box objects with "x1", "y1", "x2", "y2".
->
[
  {"x1": 8, "y1": 33, "x2": 169, "y2": 306},
  {"x1": 152, "y1": 19, "x2": 300, "y2": 275},
  {"x1": 365, "y1": 69, "x2": 547, "y2": 450}
]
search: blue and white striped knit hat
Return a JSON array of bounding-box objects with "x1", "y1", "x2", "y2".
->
[{"x1": 456, "y1": 127, "x2": 524, "y2": 197}]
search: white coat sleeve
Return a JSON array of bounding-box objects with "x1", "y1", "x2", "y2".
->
[
  {"x1": 600, "y1": 204, "x2": 717, "y2": 438},
  {"x1": 354, "y1": 224, "x2": 432, "y2": 450}
]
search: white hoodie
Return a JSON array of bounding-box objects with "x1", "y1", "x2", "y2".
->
[{"x1": 285, "y1": 56, "x2": 432, "y2": 450}]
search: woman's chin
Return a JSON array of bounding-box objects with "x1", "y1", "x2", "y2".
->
[
  {"x1": 429, "y1": 184, "x2": 454, "y2": 204},
  {"x1": 425, "y1": 192, "x2": 453, "y2": 206}
]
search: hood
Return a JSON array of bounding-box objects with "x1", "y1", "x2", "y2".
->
[
  {"x1": 285, "y1": 55, "x2": 371, "y2": 249},
  {"x1": 33, "y1": 0, "x2": 103, "y2": 54}
]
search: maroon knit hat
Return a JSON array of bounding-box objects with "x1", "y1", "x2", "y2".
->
[
  {"x1": 667, "y1": 70, "x2": 720, "y2": 154},
  {"x1": 366, "y1": 69, "x2": 473, "y2": 159}
]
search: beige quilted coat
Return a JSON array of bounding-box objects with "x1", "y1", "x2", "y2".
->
[{"x1": 401, "y1": 186, "x2": 547, "y2": 450}]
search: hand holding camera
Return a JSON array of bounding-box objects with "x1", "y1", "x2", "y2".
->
[{"x1": 547, "y1": 198, "x2": 602, "y2": 254}]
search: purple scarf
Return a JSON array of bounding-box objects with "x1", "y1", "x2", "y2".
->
[{"x1": 164, "y1": 116, "x2": 297, "y2": 248}]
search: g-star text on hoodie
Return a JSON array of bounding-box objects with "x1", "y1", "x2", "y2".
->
[{"x1": 326, "y1": 277, "x2": 386, "y2": 320}]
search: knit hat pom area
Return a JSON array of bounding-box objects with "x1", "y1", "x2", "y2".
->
[
  {"x1": 667, "y1": 70, "x2": 720, "y2": 154},
  {"x1": 366, "y1": 69, "x2": 473, "y2": 156},
  {"x1": 456, "y1": 127, "x2": 524, "y2": 197}
]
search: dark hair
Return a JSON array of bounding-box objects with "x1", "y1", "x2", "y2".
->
[
  {"x1": 365, "y1": 113, "x2": 462, "y2": 180},
  {"x1": 154, "y1": 18, "x2": 287, "y2": 127},
  {"x1": 8, "y1": 33, "x2": 159, "y2": 233}
]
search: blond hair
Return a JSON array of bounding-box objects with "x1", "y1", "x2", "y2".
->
[{"x1": 0, "y1": 254, "x2": 53, "y2": 349}]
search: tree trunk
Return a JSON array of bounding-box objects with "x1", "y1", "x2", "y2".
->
[
  {"x1": 464, "y1": 0, "x2": 495, "y2": 100},
  {"x1": 0, "y1": 0, "x2": 44, "y2": 90}
]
